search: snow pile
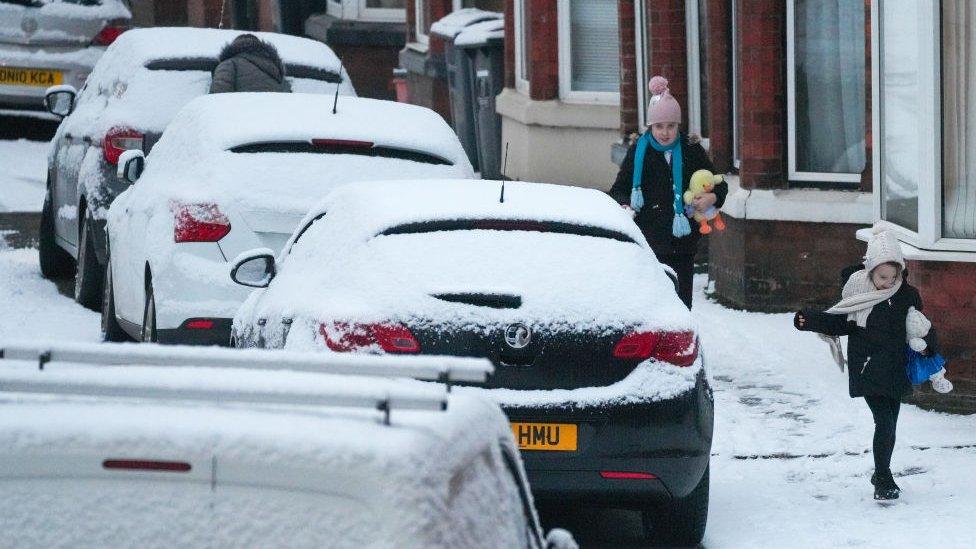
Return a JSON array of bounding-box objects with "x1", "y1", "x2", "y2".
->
[
  {"x1": 430, "y1": 8, "x2": 501, "y2": 38},
  {"x1": 455, "y1": 19, "x2": 505, "y2": 47},
  {"x1": 0, "y1": 139, "x2": 48, "y2": 213}
]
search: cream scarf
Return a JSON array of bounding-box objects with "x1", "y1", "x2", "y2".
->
[{"x1": 825, "y1": 269, "x2": 902, "y2": 328}]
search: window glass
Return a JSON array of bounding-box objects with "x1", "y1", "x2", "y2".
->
[
  {"x1": 942, "y1": 0, "x2": 976, "y2": 239},
  {"x1": 462, "y1": 0, "x2": 503, "y2": 11},
  {"x1": 793, "y1": 0, "x2": 865, "y2": 175},
  {"x1": 516, "y1": 0, "x2": 531, "y2": 84},
  {"x1": 569, "y1": 0, "x2": 619, "y2": 93},
  {"x1": 879, "y1": 1, "x2": 919, "y2": 231},
  {"x1": 365, "y1": 0, "x2": 404, "y2": 7}
]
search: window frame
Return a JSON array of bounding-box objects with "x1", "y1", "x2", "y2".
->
[
  {"x1": 514, "y1": 0, "x2": 530, "y2": 94},
  {"x1": 326, "y1": 0, "x2": 406, "y2": 22},
  {"x1": 731, "y1": 0, "x2": 740, "y2": 169},
  {"x1": 685, "y1": 0, "x2": 709, "y2": 148},
  {"x1": 871, "y1": 0, "x2": 976, "y2": 251},
  {"x1": 414, "y1": 0, "x2": 431, "y2": 47},
  {"x1": 556, "y1": 0, "x2": 621, "y2": 105},
  {"x1": 786, "y1": 0, "x2": 863, "y2": 184}
]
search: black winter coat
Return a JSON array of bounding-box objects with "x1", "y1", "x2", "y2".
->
[
  {"x1": 795, "y1": 274, "x2": 938, "y2": 400},
  {"x1": 608, "y1": 134, "x2": 727, "y2": 256},
  {"x1": 210, "y1": 37, "x2": 291, "y2": 94}
]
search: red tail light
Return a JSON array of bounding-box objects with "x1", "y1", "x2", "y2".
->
[
  {"x1": 103, "y1": 128, "x2": 143, "y2": 165},
  {"x1": 184, "y1": 319, "x2": 214, "y2": 330},
  {"x1": 172, "y1": 203, "x2": 231, "y2": 243},
  {"x1": 311, "y1": 139, "x2": 374, "y2": 148},
  {"x1": 92, "y1": 21, "x2": 129, "y2": 46},
  {"x1": 319, "y1": 322, "x2": 420, "y2": 354},
  {"x1": 600, "y1": 471, "x2": 657, "y2": 480},
  {"x1": 612, "y1": 330, "x2": 698, "y2": 367}
]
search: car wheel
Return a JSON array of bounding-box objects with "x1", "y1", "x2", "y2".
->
[
  {"x1": 74, "y1": 210, "x2": 104, "y2": 310},
  {"x1": 38, "y1": 190, "x2": 74, "y2": 279},
  {"x1": 141, "y1": 280, "x2": 157, "y2": 343},
  {"x1": 642, "y1": 463, "x2": 709, "y2": 547},
  {"x1": 100, "y1": 257, "x2": 129, "y2": 342}
]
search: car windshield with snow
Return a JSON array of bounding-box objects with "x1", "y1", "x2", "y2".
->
[
  {"x1": 230, "y1": 179, "x2": 714, "y2": 546},
  {"x1": 102, "y1": 93, "x2": 474, "y2": 347},
  {"x1": 38, "y1": 26, "x2": 355, "y2": 312},
  {"x1": 0, "y1": 343, "x2": 576, "y2": 549}
]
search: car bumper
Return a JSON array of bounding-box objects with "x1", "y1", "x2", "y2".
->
[
  {"x1": 156, "y1": 318, "x2": 234, "y2": 346},
  {"x1": 0, "y1": 43, "x2": 102, "y2": 110},
  {"x1": 505, "y1": 369, "x2": 713, "y2": 507}
]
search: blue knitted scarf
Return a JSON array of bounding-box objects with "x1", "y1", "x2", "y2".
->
[{"x1": 630, "y1": 132, "x2": 692, "y2": 238}]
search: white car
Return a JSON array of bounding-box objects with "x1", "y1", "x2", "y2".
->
[
  {"x1": 39, "y1": 26, "x2": 354, "y2": 311},
  {"x1": 0, "y1": 342, "x2": 576, "y2": 549},
  {"x1": 229, "y1": 180, "x2": 713, "y2": 545},
  {"x1": 103, "y1": 93, "x2": 475, "y2": 346},
  {"x1": 0, "y1": 0, "x2": 131, "y2": 118}
]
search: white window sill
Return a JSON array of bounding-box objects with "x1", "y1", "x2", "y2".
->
[
  {"x1": 855, "y1": 229, "x2": 976, "y2": 263},
  {"x1": 405, "y1": 41, "x2": 428, "y2": 53},
  {"x1": 720, "y1": 175, "x2": 873, "y2": 224}
]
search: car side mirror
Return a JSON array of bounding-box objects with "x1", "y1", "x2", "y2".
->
[
  {"x1": 230, "y1": 249, "x2": 277, "y2": 288},
  {"x1": 545, "y1": 529, "x2": 578, "y2": 549},
  {"x1": 44, "y1": 85, "x2": 77, "y2": 117},
  {"x1": 117, "y1": 149, "x2": 145, "y2": 183}
]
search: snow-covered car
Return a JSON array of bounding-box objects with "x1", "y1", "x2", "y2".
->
[
  {"x1": 229, "y1": 179, "x2": 714, "y2": 545},
  {"x1": 0, "y1": 343, "x2": 576, "y2": 549},
  {"x1": 102, "y1": 93, "x2": 474, "y2": 346},
  {"x1": 37, "y1": 27, "x2": 355, "y2": 311},
  {"x1": 0, "y1": 0, "x2": 130, "y2": 117}
]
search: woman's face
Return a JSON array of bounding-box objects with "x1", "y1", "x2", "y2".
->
[
  {"x1": 870, "y1": 262, "x2": 900, "y2": 290},
  {"x1": 651, "y1": 122, "x2": 679, "y2": 146}
]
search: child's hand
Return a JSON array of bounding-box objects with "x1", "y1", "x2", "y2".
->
[
  {"x1": 793, "y1": 311, "x2": 807, "y2": 330},
  {"x1": 621, "y1": 204, "x2": 637, "y2": 219}
]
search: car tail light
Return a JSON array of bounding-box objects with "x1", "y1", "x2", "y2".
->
[
  {"x1": 172, "y1": 203, "x2": 231, "y2": 243},
  {"x1": 103, "y1": 459, "x2": 191, "y2": 473},
  {"x1": 319, "y1": 322, "x2": 420, "y2": 354},
  {"x1": 103, "y1": 128, "x2": 143, "y2": 165},
  {"x1": 311, "y1": 139, "x2": 374, "y2": 148},
  {"x1": 184, "y1": 319, "x2": 214, "y2": 330},
  {"x1": 612, "y1": 330, "x2": 698, "y2": 367},
  {"x1": 600, "y1": 471, "x2": 657, "y2": 480},
  {"x1": 92, "y1": 21, "x2": 129, "y2": 46}
]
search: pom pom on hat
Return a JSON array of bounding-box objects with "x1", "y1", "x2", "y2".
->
[{"x1": 648, "y1": 76, "x2": 670, "y2": 96}]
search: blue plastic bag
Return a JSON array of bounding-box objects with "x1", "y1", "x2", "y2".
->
[{"x1": 905, "y1": 347, "x2": 946, "y2": 385}]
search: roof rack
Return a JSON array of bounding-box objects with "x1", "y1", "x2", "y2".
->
[
  {"x1": 0, "y1": 342, "x2": 494, "y2": 425},
  {"x1": 0, "y1": 342, "x2": 492, "y2": 386}
]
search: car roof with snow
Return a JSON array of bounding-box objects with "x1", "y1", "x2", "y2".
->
[
  {"x1": 59, "y1": 27, "x2": 353, "y2": 136},
  {"x1": 0, "y1": 346, "x2": 537, "y2": 547},
  {"x1": 289, "y1": 179, "x2": 650, "y2": 250}
]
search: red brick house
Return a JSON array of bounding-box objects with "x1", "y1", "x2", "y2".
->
[{"x1": 500, "y1": 0, "x2": 973, "y2": 412}]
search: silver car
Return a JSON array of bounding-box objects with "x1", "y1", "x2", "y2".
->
[{"x1": 0, "y1": 0, "x2": 130, "y2": 117}]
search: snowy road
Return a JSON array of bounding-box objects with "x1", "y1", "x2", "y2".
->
[{"x1": 1, "y1": 135, "x2": 974, "y2": 547}]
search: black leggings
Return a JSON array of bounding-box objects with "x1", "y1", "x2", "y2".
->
[
  {"x1": 656, "y1": 253, "x2": 695, "y2": 309},
  {"x1": 864, "y1": 395, "x2": 901, "y2": 474}
]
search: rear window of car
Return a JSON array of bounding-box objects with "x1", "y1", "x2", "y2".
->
[
  {"x1": 380, "y1": 219, "x2": 638, "y2": 244},
  {"x1": 144, "y1": 57, "x2": 342, "y2": 84},
  {"x1": 228, "y1": 141, "x2": 453, "y2": 167}
]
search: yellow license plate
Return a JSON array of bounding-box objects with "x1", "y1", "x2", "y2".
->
[
  {"x1": 0, "y1": 67, "x2": 63, "y2": 87},
  {"x1": 511, "y1": 422, "x2": 578, "y2": 451}
]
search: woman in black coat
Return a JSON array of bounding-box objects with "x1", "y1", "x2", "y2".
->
[
  {"x1": 608, "y1": 76, "x2": 727, "y2": 308},
  {"x1": 794, "y1": 229, "x2": 938, "y2": 500}
]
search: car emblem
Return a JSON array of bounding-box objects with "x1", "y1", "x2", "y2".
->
[
  {"x1": 21, "y1": 17, "x2": 38, "y2": 35},
  {"x1": 504, "y1": 323, "x2": 531, "y2": 349}
]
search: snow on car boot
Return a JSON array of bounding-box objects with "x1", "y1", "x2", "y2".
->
[{"x1": 930, "y1": 368, "x2": 954, "y2": 393}]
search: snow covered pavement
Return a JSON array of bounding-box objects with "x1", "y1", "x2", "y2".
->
[
  {"x1": 0, "y1": 138, "x2": 48, "y2": 213},
  {"x1": 0, "y1": 245, "x2": 973, "y2": 547}
]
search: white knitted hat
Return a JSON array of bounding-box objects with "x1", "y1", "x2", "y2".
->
[{"x1": 863, "y1": 226, "x2": 905, "y2": 273}]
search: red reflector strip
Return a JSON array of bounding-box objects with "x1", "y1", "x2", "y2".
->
[
  {"x1": 185, "y1": 319, "x2": 214, "y2": 330},
  {"x1": 600, "y1": 471, "x2": 657, "y2": 480},
  {"x1": 103, "y1": 459, "x2": 191, "y2": 473},
  {"x1": 311, "y1": 138, "x2": 374, "y2": 148}
]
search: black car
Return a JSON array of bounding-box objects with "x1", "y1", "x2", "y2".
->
[{"x1": 229, "y1": 179, "x2": 714, "y2": 545}]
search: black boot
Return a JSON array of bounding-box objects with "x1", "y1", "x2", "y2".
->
[{"x1": 874, "y1": 472, "x2": 900, "y2": 500}]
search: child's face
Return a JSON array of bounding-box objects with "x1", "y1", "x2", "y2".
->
[
  {"x1": 870, "y1": 262, "x2": 900, "y2": 290},
  {"x1": 651, "y1": 122, "x2": 679, "y2": 146}
]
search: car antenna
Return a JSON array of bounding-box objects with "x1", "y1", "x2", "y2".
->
[
  {"x1": 499, "y1": 142, "x2": 509, "y2": 203},
  {"x1": 332, "y1": 61, "x2": 344, "y2": 115}
]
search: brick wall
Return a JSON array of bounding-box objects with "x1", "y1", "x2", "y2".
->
[
  {"x1": 529, "y1": 0, "x2": 558, "y2": 100},
  {"x1": 705, "y1": 0, "x2": 732, "y2": 173},
  {"x1": 907, "y1": 260, "x2": 976, "y2": 387},
  {"x1": 186, "y1": 0, "x2": 229, "y2": 28},
  {"x1": 735, "y1": 0, "x2": 785, "y2": 190},
  {"x1": 860, "y1": 0, "x2": 873, "y2": 192},
  {"x1": 618, "y1": 0, "x2": 638, "y2": 135},
  {"x1": 709, "y1": 216, "x2": 868, "y2": 311},
  {"x1": 649, "y1": 0, "x2": 688, "y2": 128}
]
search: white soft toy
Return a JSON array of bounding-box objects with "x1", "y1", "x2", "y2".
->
[{"x1": 906, "y1": 307, "x2": 953, "y2": 393}]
